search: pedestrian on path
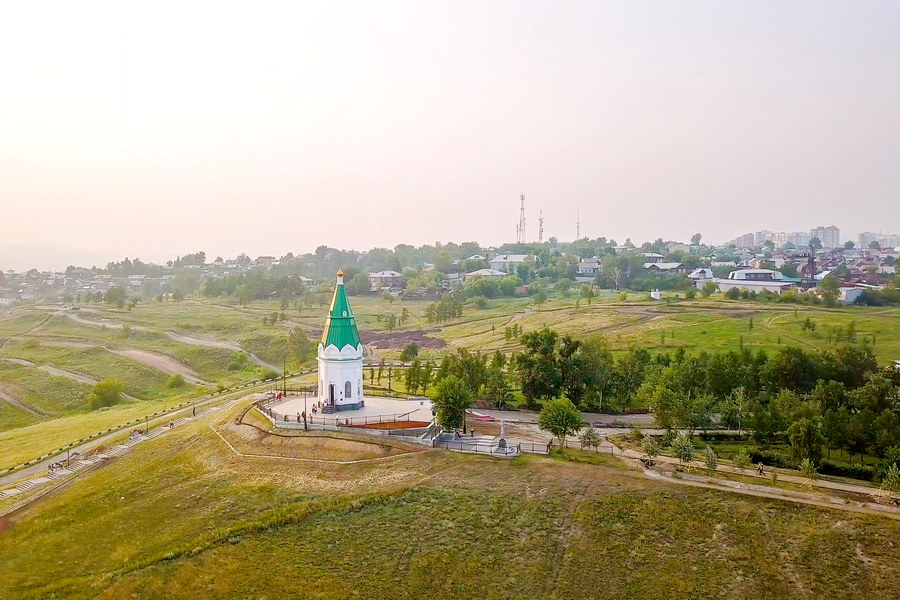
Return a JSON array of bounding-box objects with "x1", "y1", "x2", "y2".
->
[{"x1": 757, "y1": 462, "x2": 765, "y2": 476}]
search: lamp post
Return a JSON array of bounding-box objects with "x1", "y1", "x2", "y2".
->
[{"x1": 303, "y1": 387, "x2": 308, "y2": 430}]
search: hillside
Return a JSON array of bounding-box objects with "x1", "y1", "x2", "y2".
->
[{"x1": 0, "y1": 400, "x2": 898, "y2": 599}]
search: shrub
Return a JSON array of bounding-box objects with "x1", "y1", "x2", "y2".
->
[
  {"x1": 399, "y1": 342, "x2": 420, "y2": 362},
  {"x1": 698, "y1": 432, "x2": 751, "y2": 443},
  {"x1": 748, "y1": 448, "x2": 793, "y2": 469},
  {"x1": 88, "y1": 379, "x2": 124, "y2": 410},
  {"x1": 167, "y1": 374, "x2": 186, "y2": 388},
  {"x1": 818, "y1": 460, "x2": 875, "y2": 482}
]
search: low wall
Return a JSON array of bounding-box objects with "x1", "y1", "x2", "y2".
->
[{"x1": 257, "y1": 406, "x2": 436, "y2": 446}]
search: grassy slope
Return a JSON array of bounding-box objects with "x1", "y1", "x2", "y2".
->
[
  {"x1": 2, "y1": 342, "x2": 186, "y2": 400},
  {"x1": 0, "y1": 407, "x2": 898, "y2": 599}
]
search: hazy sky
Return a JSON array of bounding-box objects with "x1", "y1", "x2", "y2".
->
[{"x1": 2, "y1": 1, "x2": 899, "y2": 270}]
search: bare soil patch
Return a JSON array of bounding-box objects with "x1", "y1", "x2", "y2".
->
[{"x1": 360, "y1": 329, "x2": 446, "y2": 349}]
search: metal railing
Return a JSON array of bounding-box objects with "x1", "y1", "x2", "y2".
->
[{"x1": 262, "y1": 407, "x2": 418, "y2": 428}]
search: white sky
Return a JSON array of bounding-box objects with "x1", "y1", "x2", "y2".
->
[{"x1": 1, "y1": 1, "x2": 899, "y2": 270}]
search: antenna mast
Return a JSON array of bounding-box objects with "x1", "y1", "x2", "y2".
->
[
  {"x1": 576, "y1": 212, "x2": 581, "y2": 240},
  {"x1": 538, "y1": 210, "x2": 544, "y2": 244},
  {"x1": 516, "y1": 194, "x2": 526, "y2": 244}
]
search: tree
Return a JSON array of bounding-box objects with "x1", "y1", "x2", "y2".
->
[
  {"x1": 788, "y1": 418, "x2": 825, "y2": 465},
  {"x1": 399, "y1": 342, "x2": 420, "y2": 362},
  {"x1": 799, "y1": 458, "x2": 818, "y2": 489},
  {"x1": 482, "y1": 369, "x2": 513, "y2": 409},
  {"x1": 819, "y1": 275, "x2": 840, "y2": 306},
  {"x1": 733, "y1": 451, "x2": 751, "y2": 472},
  {"x1": 538, "y1": 396, "x2": 586, "y2": 445},
  {"x1": 88, "y1": 379, "x2": 124, "y2": 409},
  {"x1": 105, "y1": 286, "x2": 127, "y2": 308},
  {"x1": 580, "y1": 284, "x2": 595, "y2": 305},
  {"x1": 701, "y1": 280, "x2": 717, "y2": 298},
  {"x1": 722, "y1": 387, "x2": 751, "y2": 433},
  {"x1": 288, "y1": 328, "x2": 315, "y2": 366},
  {"x1": 166, "y1": 374, "x2": 185, "y2": 388},
  {"x1": 517, "y1": 328, "x2": 562, "y2": 408},
  {"x1": 672, "y1": 432, "x2": 694, "y2": 466},
  {"x1": 430, "y1": 375, "x2": 473, "y2": 431},
  {"x1": 881, "y1": 463, "x2": 900, "y2": 495},
  {"x1": 642, "y1": 436, "x2": 660, "y2": 462},
  {"x1": 844, "y1": 240, "x2": 855, "y2": 250},
  {"x1": 704, "y1": 445, "x2": 718, "y2": 473},
  {"x1": 348, "y1": 272, "x2": 370, "y2": 295},
  {"x1": 691, "y1": 233, "x2": 702, "y2": 246},
  {"x1": 579, "y1": 427, "x2": 602, "y2": 451},
  {"x1": 809, "y1": 237, "x2": 822, "y2": 251}
]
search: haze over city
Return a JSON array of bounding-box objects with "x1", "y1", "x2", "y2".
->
[{"x1": 2, "y1": 1, "x2": 899, "y2": 271}]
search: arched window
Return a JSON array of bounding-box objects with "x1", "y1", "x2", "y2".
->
[{"x1": 345, "y1": 380, "x2": 352, "y2": 398}]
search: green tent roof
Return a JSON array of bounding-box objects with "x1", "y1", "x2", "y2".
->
[{"x1": 320, "y1": 272, "x2": 361, "y2": 350}]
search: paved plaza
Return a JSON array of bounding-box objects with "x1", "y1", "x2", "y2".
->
[{"x1": 271, "y1": 394, "x2": 434, "y2": 424}]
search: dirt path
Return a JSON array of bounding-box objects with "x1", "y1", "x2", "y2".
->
[
  {"x1": 48, "y1": 310, "x2": 278, "y2": 372},
  {"x1": 107, "y1": 348, "x2": 209, "y2": 385},
  {"x1": 639, "y1": 462, "x2": 900, "y2": 520},
  {"x1": 36, "y1": 365, "x2": 98, "y2": 386},
  {"x1": 0, "y1": 386, "x2": 49, "y2": 418},
  {"x1": 162, "y1": 332, "x2": 278, "y2": 371},
  {"x1": 0, "y1": 313, "x2": 53, "y2": 350},
  {"x1": 1, "y1": 339, "x2": 209, "y2": 386}
]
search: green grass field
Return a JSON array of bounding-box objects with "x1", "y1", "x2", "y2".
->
[{"x1": 0, "y1": 403, "x2": 897, "y2": 599}]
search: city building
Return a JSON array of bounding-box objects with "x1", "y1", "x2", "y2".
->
[{"x1": 810, "y1": 225, "x2": 840, "y2": 249}]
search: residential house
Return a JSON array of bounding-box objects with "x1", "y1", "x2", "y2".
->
[
  {"x1": 488, "y1": 254, "x2": 528, "y2": 273},
  {"x1": 465, "y1": 268, "x2": 507, "y2": 282},
  {"x1": 644, "y1": 262, "x2": 687, "y2": 274},
  {"x1": 687, "y1": 267, "x2": 714, "y2": 281},
  {"x1": 367, "y1": 270, "x2": 405, "y2": 291},
  {"x1": 576, "y1": 257, "x2": 601, "y2": 276}
]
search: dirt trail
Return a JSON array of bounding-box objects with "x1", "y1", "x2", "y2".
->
[
  {"x1": 35, "y1": 365, "x2": 98, "y2": 386},
  {"x1": 1, "y1": 357, "x2": 36, "y2": 367},
  {"x1": 2, "y1": 340, "x2": 208, "y2": 386},
  {"x1": 162, "y1": 332, "x2": 278, "y2": 371},
  {"x1": 108, "y1": 348, "x2": 209, "y2": 385},
  {"x1": 0, "y1": 386, "x2": 49, "y2": 418},
  {"x1": 53, "y1": 310, "x2": 277, "y2": 372}
]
